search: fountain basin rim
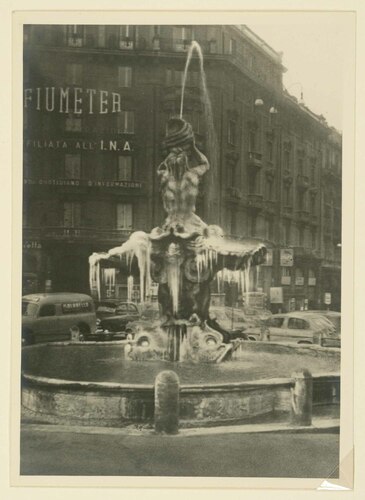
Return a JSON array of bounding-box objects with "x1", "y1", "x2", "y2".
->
[{"x1": 22, "y1": 371, "x2": 340, "y2": 393}]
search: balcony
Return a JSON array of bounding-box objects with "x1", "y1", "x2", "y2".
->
[
  {"x1": 247, "y1": 193, "x2": 264, "y2": 210},
  {"x1": 296, "y1": 174, "x2": 310, "y2": 190},
  {"x1": 282, "y1": 205, "x2": 293, "y2": 217},
  {"x1": 226, "y1": 186, "x2": 242, "y2": 200},
  {"x1": 247, "y1": 151, "x2": 263, "y2": 169},
  {"x1": 264, "y1": 200, "x2": 277, "y2": 214},
  {"x1": 23, "y1": 226, "x2": 132, "y2": 243},
  {"x1": 296, "y1": 209, "x2": 310, "y2": 222}
]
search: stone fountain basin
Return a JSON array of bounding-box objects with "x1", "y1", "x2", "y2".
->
[{"x1": 21, "y1": 342, "x2": 340, "y2": 428}]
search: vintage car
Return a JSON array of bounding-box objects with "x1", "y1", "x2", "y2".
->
[{"x1": 244, "y1": 311, "x2": 339, "y2": 347}]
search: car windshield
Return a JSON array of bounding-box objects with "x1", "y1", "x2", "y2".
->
[
  {"x1": 312, "y1": 317, "x2": 335, "y2": 331},
  {"x1": 22, "y1": 301, "x2": 39, "y2": 317},
  {"x1": 96, "y1": 304, "x2": 117, "y2": 313}
]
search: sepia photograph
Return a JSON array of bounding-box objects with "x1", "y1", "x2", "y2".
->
[{"x1": 7, "y1": 4, "x2": 358, "y2": 492}]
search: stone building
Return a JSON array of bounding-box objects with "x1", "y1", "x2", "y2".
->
[{"x1": 22, "y1": 24, "x2": 342, "y2": 311}]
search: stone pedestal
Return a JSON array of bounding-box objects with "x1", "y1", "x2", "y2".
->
[
  {"x1": 154, "y1": 370, "x2": 180, "y2": 434},
  {"x1": 290, "y1": 369, "x2": 313, "y2": 426}
]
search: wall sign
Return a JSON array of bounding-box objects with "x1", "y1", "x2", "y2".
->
[
  {"x1": 24, "y1": 87, "x2": 123, "y2": 114},
  {"x1": 280, "y1": 248, "x2": 294, "y2": 267}
]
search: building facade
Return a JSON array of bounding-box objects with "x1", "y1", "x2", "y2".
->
[{"x1": 23, "y1": 24, "x2": 342, "y2": 311}]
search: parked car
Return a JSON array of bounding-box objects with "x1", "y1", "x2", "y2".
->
[
  {"x1": 296, "y1": 310, "x2": 341, "y2": 347},
  {"x1": 125, "y1": 302, "x2": 161, "y2": 340},
  {"x1": 98, "y1": 302, "x2": 141, "y2": 336},
  {"x1": 94, "y1": 300, "x2": 121, "y2": 320},
  {"x1": 22, "y1": 293, "x2": 96, "y2": 345},
  {"x1": 208, "y1": 307, "x2": 254, "y2": 341},
  {"x1": 244, "y1": 311, "x2": 339, "y2": 346},
  {"x1": 305, "y1": 310, "x2": 341, "y2": 333}
]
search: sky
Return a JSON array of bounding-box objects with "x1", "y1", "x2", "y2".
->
[{"x1": 246, "y1": 12, "x2": 355, "y2": 131}]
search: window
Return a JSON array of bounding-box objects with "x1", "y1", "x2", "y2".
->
[
  {"x1": 311, "y1": 228, "x2": 317, "y2": 249},
  {"x1": 248, "y1": 172, "x2": 257, "y2": 194},
  {"x1": 65, "y1": 113, "x2": 82, "y2": 132},
  {"x1": 284, "y1": 185, "x2": 291, "y2": 206},
  {"x1": 166, "y1": 69, "x2": 173, "y2": 85},
  {"x1": 249, "y1": 131, "x2": 256, "y2": 151},
  {"x1": 119, "y1": 26, "x2": 134, "y2": 49},
  {"x1": 310, "y1": 161, "x2": 316, "y2": 185},
  {"x1": 67, "y1": 25, "x2": 84, "y2": 47},
  {"x1": 266, "y1": 178, "x2": 274, "y2": 200},
  {"x1": 65, "y1": 154, "x2": 81, "y2": 179},
  {"x1": 22, "y1": 301, "x2": 38, "y2": 317},
  {"x1": 188, "y1": 71, "x2": 199, "y2": 87},
  {"x1": 118, "y1": 66, "x2": 132, "y2": 87},
  {"x1": 267, "y1": 140, "x2": 273, "y2": 162},
  {"x1": 284, "y1": 220, "x2": 291, "y2": 245},
  {"x1": 283, "y1": 150, "x2": 290, "y2": 171},
  {"x1": 116, "y1": 203, "x2": 132, "y2": 229},
  {"x1": 308, "y1": 269, "x2": 316, "y2": 286},
  {"x1": 249, "y1": 214, "x2": 257, "y2": 237},
  {"x1": 118, "y1": 156, "x2": 132, "y2": 180},
  {"x1": 228, "y1": 120, "x2": 236, "y2": 145},
  {"x1": 310, "y1": 193, "x2": 317, "y2": 214},
  {"x1": 229, "y1": 209, "x2": 237, "y2": 235},
  {"x1": 228, "y1": 162, "x2": 236, "y2": 187},
  {"x1": 281, "y1": 267, "x2": 291, "y2": 285},
  {"x1": 63, "y1": 202, "x2": 82, "y2": 227},
  {"x1": 297, "y1": 191, "x2": 304, "y2": 211},
  {"x1": 66, "y1": 63, "x2": 82, "y2": 85},
  {"x1": 288, "y1": 318, "x2": 309, "y2": 330},
  {"x1": 39, "y1": 304, "x2": 56, "y2": 317},
  {"x1": 298, "y1": 226, "x2": 304, "y2": 247},
  {"x1": 228, "y1": 38, "x2": 237, "y2": 56},
  {"x1": 295, "y1": 268, "x2": 304, "y2": 286},
  {"x1": 268, "y1": 317, "x2": 284, "y2": 328},
  {"x1": 175, "y1": 70, "x2": 183, "y2": 85},
  {"x1": 116, "y1": 111, "x2": 134, "y2": 134},
  {"x1": 266, "y1": 216, "x2": 274, "y2": 241},
  {"x1": 298, "y1": 158, "x2": 304, "y2": 176},
  {"x1": 173, "y1": 26, "x2": 193, "y2": 51},
  {"x1": 97, "y1": 26, "x2": 106, "y2": 47}
]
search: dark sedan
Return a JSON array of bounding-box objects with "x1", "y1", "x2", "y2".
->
[{"x1": 98, "y1": 302, "x2": 141, "y2": 336}]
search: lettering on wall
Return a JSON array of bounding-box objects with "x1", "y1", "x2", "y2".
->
[{"x1": 24, "y1": 87, "x2": 122, "y2": 114}]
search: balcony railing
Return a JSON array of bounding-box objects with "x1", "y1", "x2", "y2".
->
[
  {"x1": 264, "y1": 200, "x2": 277, "y2": 213},
  {"x1": 296, "y1": 209, "x2": 310, "y2": 222},
  {"x1": 296, "y1": 174, "x2": 310, "y2": 190},
  {"x1": 247, "y1": 151, "x2": 263, "y2": 168},
  {"x1": 23, "y1": 226, "x2": 132, "y2": 241},
  {"x1": 247, "y1": 193, "x2": 264, "y2": 209}
]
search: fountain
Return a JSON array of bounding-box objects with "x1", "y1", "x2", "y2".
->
[
  {"x1": 21, "y1": 42, "x2": 340, "y2": 430},
  {"x1": 88, "y1": 42, "x2": 266, "y2": 362}
]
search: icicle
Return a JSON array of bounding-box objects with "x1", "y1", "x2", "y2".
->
[
  {"x1": 127, "y1": 275, "x2": 134, "y2": 303},
  {"x1": 167, "y1": 260, "x2": 181, "y2": 315},
  {"x1": 104, "y1": 268, "x2": 115, "y2": 293}
]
